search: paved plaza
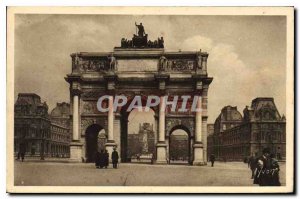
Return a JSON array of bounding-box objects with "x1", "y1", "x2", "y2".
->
[{"x1": 14, "y1": 160, "x2": 286, "y2": 186}]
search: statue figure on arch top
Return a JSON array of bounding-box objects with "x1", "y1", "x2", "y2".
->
[{"x1": 135, "y1": 22, "x2": 145, "y2": 37}]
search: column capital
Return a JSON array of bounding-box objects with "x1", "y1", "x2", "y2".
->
[
  {"x1": 202, "y1": 55, "x2": 208, "y2": 62},
  {"x1": 71, "y1": 89, "x2": 82, "y2": 96},
  {"x1": 193, "y1": 142, "x2": 204, "y2": 147},
  {"x1": 71, "y1": 81, "x2": 82, "y2": 96},
  {"x1": 155, "y1": 73, "x2": 170, "y2": 91},
  {"x1": 104, "y1": 73, "x2": 118, "y2": 91},
  {"x1": 103, "y1": 73, "x2": 118, "y2": 81}
]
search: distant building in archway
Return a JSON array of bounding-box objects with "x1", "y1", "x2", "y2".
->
[{"x1": 127, "y1": 123, "x2": 155, "y2": 159}]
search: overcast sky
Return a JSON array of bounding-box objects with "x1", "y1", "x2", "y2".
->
[{"x1": 15, "y1": 14, "x2": 286, "y2": 126}]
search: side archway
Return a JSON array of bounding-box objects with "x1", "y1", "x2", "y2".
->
[
  {"x1": 85, "y1": 124, "x2": 106, "y2": 162},
  {"x1": 168, "y1": 125, "x2": 192, "y2": 165}
]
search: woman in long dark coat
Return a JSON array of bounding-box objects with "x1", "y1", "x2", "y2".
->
[
  {"x1": 95, "y1": 151, "x2": 101, "y2": 168},
  {"x1": 104, "y1": 150, "x2": 109, "y2": 168},
  {"x1": 270, "y1": 154, "x2": 281, "y2": 186},
  {"x1": 99, "y1": 150, "x2": 105, "y2": 168}
]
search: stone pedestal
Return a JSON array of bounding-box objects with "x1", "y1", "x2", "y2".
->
[
  {"x1": 156, "y1": 142, "x2": 167, "y2": 164},
  {"x1": 105, "y1": 141, "x2": 117, "y2": 163},
  {"x1": 69, "y1": 141, "x2": 83, "y2": 162},
  {"x1": 193, "y1": 142, "x2": 205, "y2": 166}
]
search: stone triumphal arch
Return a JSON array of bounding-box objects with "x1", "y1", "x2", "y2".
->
[{"x1": 65, "y1": 26, "x2": 213, "y2": 165}]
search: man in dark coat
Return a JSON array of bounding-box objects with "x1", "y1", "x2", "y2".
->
[
  {"x1": 94, "y1": 151, "x2": 101, "y2": 168},
  {"x1": 16, "y1": 152, "x2": 20, "y2": 160},
  {"x1": 19, "y1": 143, "x2": 26, "y2": 162},
  {"x1": 248, "y1": 155, "x2": 257, "y2": 179},
  {"x1": 254, "y1": 148, "x2": 274, "y2": 186},
  {"x1": 209, "y1": 154, "x2": 215, "y2": 167},
  {"x1": 270, "y1": 153, "x2": 281, "y2": 186},
  {"x1": 99, "y1": 150, "x2": 105, "y2": 169},
  {"x1": 112, "y1": 148, "x2": 119, "y2": 169},
  {"x1": 104, "y1": 150, "x2": 109, "y2": 169}
]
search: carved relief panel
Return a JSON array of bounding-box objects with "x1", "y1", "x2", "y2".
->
[
  {"x1": 72, "y1": 54, "x2": 115, "y2": 73},
  {"x1": 82, "y1": 101, "x2": 99, "y2": 114},
  {"x1": 159, "y1": 58, "x2": 196, "y2": 72}
]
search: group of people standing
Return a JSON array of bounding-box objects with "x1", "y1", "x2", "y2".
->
[
  {"x1": 95, "y1": 148, "x2": 119, "y2": 169},
  {"x1": 209, "y1": 148, "x2": 281, "y2": 186},
  {"x1": 248, "y1": 148, "x2": 281, "y2": 186}
]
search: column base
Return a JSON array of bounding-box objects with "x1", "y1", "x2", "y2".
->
[
  {"x1": 193, "y1": 142, "x2": 205, "y2": 166},
  {"x1": 69, "y1": 141, "x2": 83, "y2": 163},
  {"x1": 105, "y1": 141, "x2": 117, "y2": 163},
  {"x1": 155, "y1": 142, "x2": 167, "y2": 164}
]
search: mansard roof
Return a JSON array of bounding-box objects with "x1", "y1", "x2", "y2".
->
[
  {"x1": 50, "y1": 102, "x2": 70, "y2": 118},
  {"x1": 14, "y1": 93, "x2": 49, "y2": 117},
  {"x1": 247, "y1": 97, "x2": 282, "y2": 121},
  {"x1": 215, "y1": 105, "x2": 243, "y2": 123},
  {"x1": 15, "y1": 93, "x2": 42, "y2": 106}
]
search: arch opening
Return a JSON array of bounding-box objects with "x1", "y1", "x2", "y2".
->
[
  {"x1": 169, "y1": 125, "x2": 191, "y2": 165},
  {"x1": 120, "y1": 105, "x2": 156, "y2": 163},
  {"x1": 85, "y1": 124, "x2": 106, "y2": 162}
]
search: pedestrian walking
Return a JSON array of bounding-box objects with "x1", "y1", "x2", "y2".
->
[
  {"x1": 16, "y1": 152, "x2": 20, "y2": 160},
  {"x1": 244, "y1": 156, "x2": 249, "y2": 164},
  {"x1": 112, "y1": 147, "x2": 119, "y2": 169},
  {"x1": 104, "y1": 150, "x2": 109, "y2": 169},
  {"x1": 209, "y1": 154, "x2": 215, "y2": 167},
  {"x1": 270, "y1": 153, "x2": 281, "y2": 186},
  {"x1": 99, "y1": 150, "x2": 105, "y2": 169},
  {"x1": 151, "y1": 153, "x2": 155, "y2": 164},
  {"x1": 248, "y1": 155, "x2": 257, "y2": 179},
  {"x1": 19, "y1": 143, "x2": 26, "y2": 162},
  {"x1": 95, "y1": 150, "x2": 101, "y2": 168}
]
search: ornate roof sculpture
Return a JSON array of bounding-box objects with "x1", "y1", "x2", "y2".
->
[
  {"x1": 66, "y1": 23, "x2": 212, "y2": 92},
  {"x1": 118, "y1": 22, "x2": 164, "y2": 49}
]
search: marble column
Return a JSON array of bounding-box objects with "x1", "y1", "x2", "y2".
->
[
  {"x1": 108, "y1": 95, "x2": 114, "y2": 141},
  {"x1": 193, "y1": 96, "x2": 204, "y2": 165},
  {"x1": 195, "y1": 97, "x2": 202, "y2": 143},
  {"x1": 69, "y1": 91, "x2": 83, "y2": 162},
  {"x1": 156, "y1": 96, "x2": 167, "y2": 164},
  {"x1": 72, "y1": 95, "x2": 79, "y2": 141},
  {"x1": 105, "y1": 95, "x2": 117, "y2": 160},
  {"x1": 159, "y1": 96, "x2": 166, "y2": 142}
]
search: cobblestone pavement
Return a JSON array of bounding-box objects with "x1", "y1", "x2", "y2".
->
[{"x1": 14, "y1": 161, "x2": 286, "y2": 186}]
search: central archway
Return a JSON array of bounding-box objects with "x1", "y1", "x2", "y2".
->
[
  {"x1": 120, "y1": 98, "x2": 157, "y2": 163},
  {"x1": 169, "y1": 125, "x2": 191, "y2": 165},
  {"x1": 85, "y1": 124, "x2": 106, "y2": 162}
]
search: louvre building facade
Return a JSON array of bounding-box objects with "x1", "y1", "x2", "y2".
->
[
  {"x1": 207, "y1": 98, "x2": 286, "y2": 161},
  {"x1": 14, "y1": 93, "x2": 71, "y2": 158}
]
